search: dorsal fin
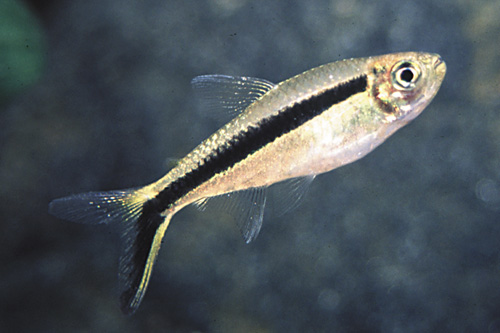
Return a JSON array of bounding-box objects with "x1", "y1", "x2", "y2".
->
[{"x1": 191, "y1": 75, "x2": 275, "y2": 119}]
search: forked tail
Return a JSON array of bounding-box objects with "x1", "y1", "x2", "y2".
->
[{"x1": 49, "y1": 188, "x2": 171, "y2": 315}]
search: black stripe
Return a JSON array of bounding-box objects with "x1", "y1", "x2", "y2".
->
[
  {"x1": 151, "y1": 74, "x2": 368, "y2": 212},
  {"x1": 120, "y1": 201, "x2": 163, "y2": 315}
]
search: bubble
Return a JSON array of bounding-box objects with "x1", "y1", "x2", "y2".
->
[
  {"x1": 476, "y1": 178, "x2": 500, "y2": 204},
  {"x1": 318, "y1": 289, "x2": 341, "y2": 311}
]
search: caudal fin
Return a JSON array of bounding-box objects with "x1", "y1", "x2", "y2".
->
[{"x1": 49, "y1": 188, "x2": 172, "y2": 315}]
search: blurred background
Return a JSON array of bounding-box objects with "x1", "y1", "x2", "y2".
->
[{"x1": 1, "y1": 0, "x2": 499, "y2": 331}]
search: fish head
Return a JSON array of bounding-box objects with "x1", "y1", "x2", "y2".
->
[{"x1": 369, "y1": 52, "x2": 446, "y2": 125}]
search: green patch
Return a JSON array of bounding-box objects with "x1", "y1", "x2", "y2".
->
[{"x1": 0, "y1": 0, "x2": 46, "y2": 106}]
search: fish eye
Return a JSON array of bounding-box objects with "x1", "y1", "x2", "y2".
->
[{"x1": 391, "y1": 61, "x2": 421, "y2": 90}]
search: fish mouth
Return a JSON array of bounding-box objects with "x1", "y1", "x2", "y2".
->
[{"x1": 433, "y1": 56, "x2": 447, "y2": 77}]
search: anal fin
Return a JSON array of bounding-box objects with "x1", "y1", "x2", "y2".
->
[{"x1": 192, "y1": 187, "x2": 268, "y2": 243}]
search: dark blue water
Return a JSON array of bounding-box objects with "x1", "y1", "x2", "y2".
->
[{"x1": 1, "y1": 0, "x2": 499, "y2": 331}]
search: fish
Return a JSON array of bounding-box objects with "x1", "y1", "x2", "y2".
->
[{"x1": 49, "y1": 51, "x2": 446, "y2": 314}]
